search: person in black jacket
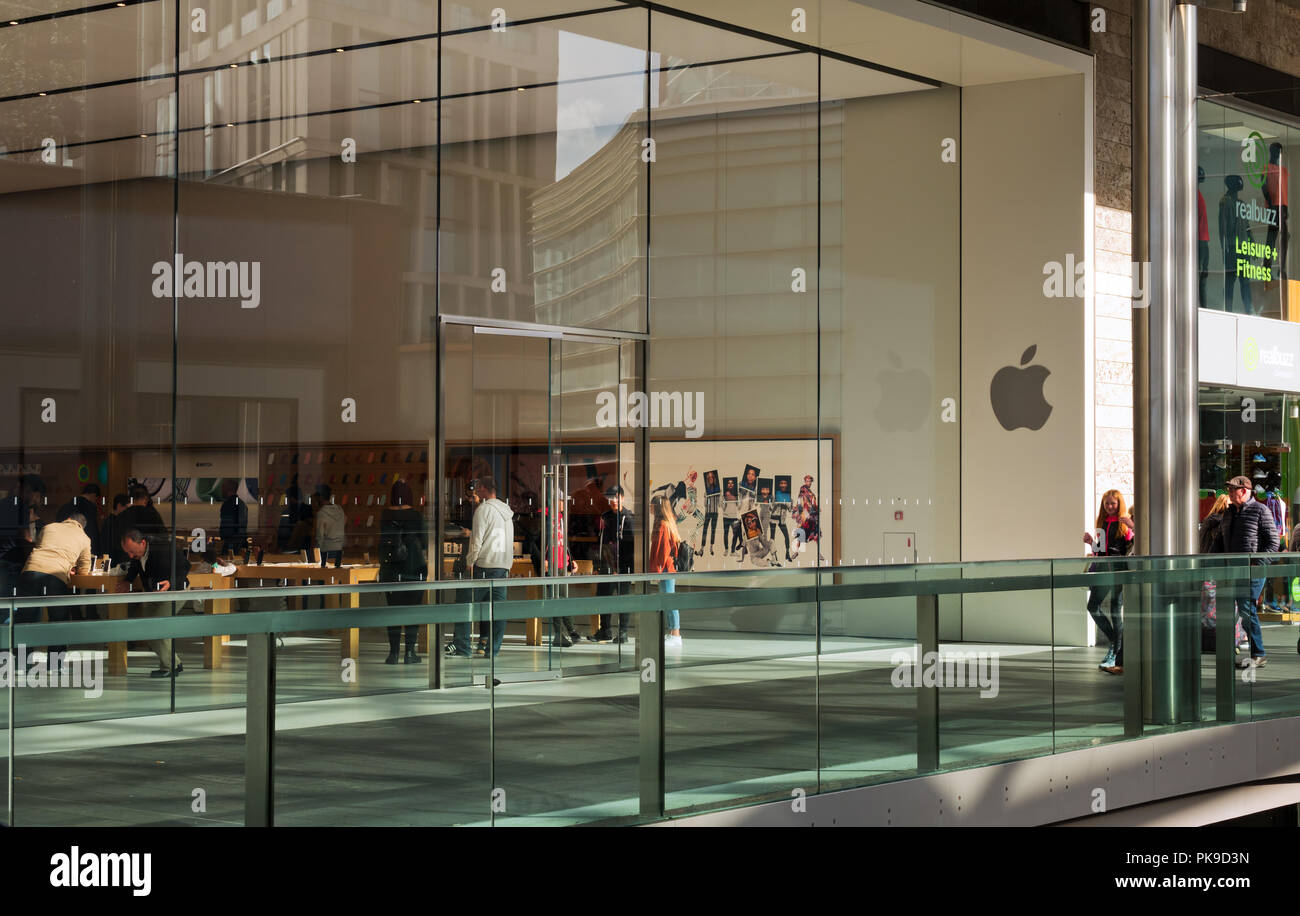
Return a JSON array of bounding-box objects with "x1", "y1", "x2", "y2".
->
[
  {"x1": 118, "y1": 527, "x2": 190, "y2": 677},
  {"x1": 1216, "y1": 476, "x2": 1277, "y2": 667},
  {"x1": 378, "y1": 480, "x2": 427, "y2": 664},
  {"x1": 593, "y1": 486, "x2": 635, "y2": 643}
]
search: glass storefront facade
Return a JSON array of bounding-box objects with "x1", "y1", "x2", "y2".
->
[
  {"x1": 0, "y1": 2, "x2": 974, "y2": 580},
  {"x1": 0, "y1": 0, "x2": 1100, "y2": 671}
]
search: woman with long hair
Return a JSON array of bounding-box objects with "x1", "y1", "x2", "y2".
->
[
  {"x1": 1082, "y1": 489, "x2": 1135, "y2": 675},
  {"x1": 650, "y1": 495, "x2": 683, "y2": 647}
]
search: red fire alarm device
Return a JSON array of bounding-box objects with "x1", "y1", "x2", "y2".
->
[{"x1": 894, "y1": 510, "x2": 903, "y2": 521}]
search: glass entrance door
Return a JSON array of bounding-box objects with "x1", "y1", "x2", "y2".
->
[{"x1": 438, "y1": 318, "x2": 642, "y2": 680}]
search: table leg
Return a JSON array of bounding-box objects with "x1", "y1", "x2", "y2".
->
[
  {"x1": 526, "y1": 618, "x2": 541, "y2": 646},
  {"x1": 205, "y1": 586, "x2": 232, "y2": 670},
  {"x1": 107, "y1": 603, "x2": 127, "y2": 676},
  {"x1": 340, "y1": 589, "x2": 359, "y2": 660}
]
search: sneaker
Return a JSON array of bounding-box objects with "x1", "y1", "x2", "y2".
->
[
  {"x1": 664, "y1": 634, "x2": 682, "y2": 648},
  {"x1": 553, "y1": 635, "x2": 573, "y2": 648},
  {"x1": 443, "y1": 644, "x2": 472, "y2": 659},
  {"x1": 1253, "y1": 656, "x2": 1268, "y2": 668},
  {"x1": 150, "y1": 664, "x2": 183, "y2": 678},
  {"x1": 1099, "y1": 648, "x2": 1116, "y2": 670},
  {"x1": 1238, "y1": 655, "x2": 1257, "y2": 669},
  {"x1": 1253, "y1": 452, "x2": 1266, "y2": 462},
  {"x1": 612, "y1": 633, "x2": 628, "y2": 644},
  {"x1": 590, "y1": 629, "x2": 612, "y2": 643}
]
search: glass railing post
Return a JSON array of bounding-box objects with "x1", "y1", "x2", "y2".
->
[
  {"x1": 6, "y1": 595, "x2": 12, "y2": 827},
  {"x1": 1215, "y1": 556, "x2": 1237, "y2": 722},
  {"x1": 1124, "y1": 572, "x2": 1145, "y2": 737},
  {"x1": 639, "y1": 581, "x2": 665, "y2": 818},
  {"x1": 916, "y1": 593, "x2": 939, "y2": 772},
  {"x1": 245, "y1": 631, "x2": 276, "y2": 827}
]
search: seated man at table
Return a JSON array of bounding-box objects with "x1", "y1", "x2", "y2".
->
[
  {"x1": 118, "y1": 527, "x2": 191, "y2": 678},
  {"x1": 17, "y1": 512, "x2": 93, "y2": 664}
]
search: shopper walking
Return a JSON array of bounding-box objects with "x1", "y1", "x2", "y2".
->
[
  {"x1": 1214, "y1": 476, "x2": 1277, "y2": 668},
  {"x1": 1082, "y1": 489, "x2": 1134, "y2": 675},
  {"x1": 378, "y1": 480, "x2": 426, "y2": 664},
  {"x1": 449, "y1": 476, "x2": 514, "y2": 658},
  {"x1": 650, "y1": 495, "x2": 682, "y2": 647}
]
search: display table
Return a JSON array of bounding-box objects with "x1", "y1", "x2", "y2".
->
[
  {"x1": 68, "y1": 571, "x2": 234, "y2": 675},
  {"x1": 231, "y1": 563, "x2": 380, "y2": 659}
]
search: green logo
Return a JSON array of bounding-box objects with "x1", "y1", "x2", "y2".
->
[
  {"x1": 1243, "y1": 336, "x2": 1259, "y2": 371},
  {"x1": 1245, "y1": 131, "x2": 1268, "y2": 190}
]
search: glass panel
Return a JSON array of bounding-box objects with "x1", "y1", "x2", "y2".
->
[
  {"x1": 488, "y1": 576, "x2": 647, "y2": 825},
  {"x1": 12, "y1": 593, "x2": 245, "y2": 826},
  {"x1": 661, "y1": 567, "x2": 818, "y2": 814},
  {"x1": 270, "y1": 587, "x2": 486, "y2": 826},
  {"x1": 820, "y1": 58, "x2": 960, "y2": 572},
  {"x1": 941, "y1": 561, "x2": 1055, "y2": 766},
  {"x1": 0, "y1": 0, "x2": 179, "y2": 767},
  {"x1": 439, "y1": 321, "x2": 548, "y2": 682},
  {"x1": 173, "y1": 0, "x2": 439, "y2": 711},
  {"x1": 818, "y1": 564, "x2": 943, "y2": 789},
  {"x1": 439, "y1": 6, "x2": 649, "y2": 332}
]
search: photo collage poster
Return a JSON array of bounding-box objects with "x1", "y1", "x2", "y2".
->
[{"x1": 645, "y1": 439, "x2": 833, "y2": 570}]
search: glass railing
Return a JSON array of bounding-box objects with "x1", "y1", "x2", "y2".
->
[{"x1": 3, "y1": 553, "x2": 1298, "y2": 826}]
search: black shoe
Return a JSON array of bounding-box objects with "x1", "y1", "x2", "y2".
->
[
  {"x1": 590, "y1": 628, "x2": 612, "y2": 642},
  {"x1": 612, "y1": 634, "x2": 628, "y2": 644},
  {"x1": 443, "y1": 644, "x2": 472, "y2": 659},
  {"x1": 553, "y1": 635, "x2": 573, "y2": 648},
  {"x1": 487, "y1": 677, "x2": 501, "y2": 688},
  {"x1": 404, "y1": 648, "x2": 422, "y2": 664},
  {"x1": 150, "y1": 664, "x2": 182, "y2": 678},
  {"x1": 385, "y1": 650, "x2": 400, "y2": 665}
]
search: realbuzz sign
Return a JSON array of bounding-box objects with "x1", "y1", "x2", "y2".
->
[{"x1": 1242, "y1": 336, "x2": 1295, "y2": 375}]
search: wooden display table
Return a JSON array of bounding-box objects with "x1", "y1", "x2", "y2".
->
[
  {"x1": 231, "y1": 563, "x2": 380, "y2": 659},
  {"x1": 68, "y1": 571, "x2": 234, "y2": 675}
]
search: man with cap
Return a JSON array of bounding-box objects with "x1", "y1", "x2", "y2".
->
[
  {"x1": 1216, "y1": 475, "x2": 1277, "y2": 668},
  {"x1": 592, "y1": 485, "x2": 635, "y2": 642}
]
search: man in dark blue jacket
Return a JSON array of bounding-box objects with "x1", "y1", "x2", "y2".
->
[{"x1": 1219, "y1": 476, "x2": 1277, "y2": 667}]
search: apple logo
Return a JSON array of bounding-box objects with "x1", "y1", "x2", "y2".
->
[
  {"x1": 990, "y1": 344, "x2": 1052, "y2": 431},
  {"x1": 874, "y1": 351, "x2": 931, "y2": 431}
]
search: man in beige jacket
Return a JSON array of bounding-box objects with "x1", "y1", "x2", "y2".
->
[{"x1": 17, "y1": 513, "x2": 93, "y2": 662}]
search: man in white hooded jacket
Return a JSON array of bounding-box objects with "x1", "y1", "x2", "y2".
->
[{"x1": 449, "y1": 476, "x2": 514, "y2": 657}]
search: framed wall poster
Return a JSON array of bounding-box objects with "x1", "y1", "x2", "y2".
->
[{"x1": 647, "y1": 438, "x2": 833, "y2": 571}]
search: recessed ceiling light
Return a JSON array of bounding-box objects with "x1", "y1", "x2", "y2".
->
[
  {"x1": 140, "y1": 133, "x2": 148, "y2": 138},
  {"x1": 230, "y1": 63, "x2": 238, "y2": 68},
  {"x1": 8, "y1": 21, "x2": 17, "y2": 25},
  {"x1": 38, "y1": 92, "x2": 46, "y2": 97},
  {"x1": 116, "y1": 2, "x2": 125, "y2": 6},
  {"x1": 517, "y1": 87, "x2": 525, "y2": 91},
  {"x1": 336, "y1": 48, "x2": 343, "y2": 52},
  {"x1": 413, "y1": 98, "x2": 420, "y2": 103},
  {"x1": 226, "y1": 122, "x2": 234, "y2": 127}
]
